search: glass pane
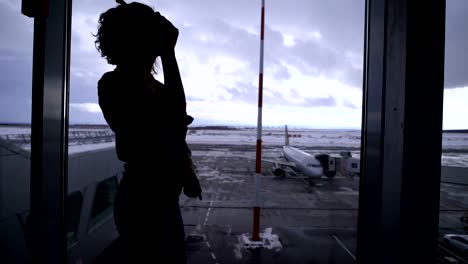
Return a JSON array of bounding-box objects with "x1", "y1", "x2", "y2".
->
[
  {"x1": 438, "y1": 0, "x2": 468, "y2": 261},
  {"x1": 0, "y1": 1, "x2": 33, "y2": 262},
  {"x1": 67, "y1": 1, "x2": 121, "y2": 263},
  {"x1": 177, "y1": 1, "x2": 363, "y2": 263},
  {"x1": 67, "y1": 1, "x2": 363, "y2": 263}
]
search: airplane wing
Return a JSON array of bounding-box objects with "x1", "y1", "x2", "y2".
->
[{"x1": 230, "y1": 155, "x2": 296, "y2": 167}]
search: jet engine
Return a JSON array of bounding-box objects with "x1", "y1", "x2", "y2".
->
[{"x1": 271, "y1": 163, "x2": 285, "y2": 177}]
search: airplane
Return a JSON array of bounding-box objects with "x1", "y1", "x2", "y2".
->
[
  {"x1": 239, "y1": 125, "x2": 338, "y2": 186},
  {"x1": 272, "y1": 126, "x2": 338, "y2": 184}
]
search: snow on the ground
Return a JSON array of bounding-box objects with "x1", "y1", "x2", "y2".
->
[
  {"x1": 186, "y1": 128, "x2": 362, "y2": 147},
  {"x1": 240, "y1": 227, "x2": 283, "y2": 250},
  {"x1": 1, "y1": 125, "x2": 468, "y2": 157},
  {"x1": 68, "y1": 142, "x2": 116, "y2": 154},
  {"x1": 0, "y1": 126, "x2": 31, "y2": 135}
]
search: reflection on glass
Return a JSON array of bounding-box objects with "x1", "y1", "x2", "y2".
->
[
  {"x1": 66, "y1": 191, "x2": 84, "y2": 245},
  {"x1": 89, "y1": 176, "x2": 118, "y2": 228},
  {"x1": 0, "y1": 1, "x2": 33, "y2": 262}
]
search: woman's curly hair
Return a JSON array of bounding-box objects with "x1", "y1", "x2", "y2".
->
[{"x1": 95, "y1": 2, "x2": 161, "y2": 65}]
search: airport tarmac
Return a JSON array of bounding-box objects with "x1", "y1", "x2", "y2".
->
[
  {"x1": 181, "y1": 143, "x2": 358, "y2": 263},
  {"x1": 2, "y1": 125, "x2": 467, "y2": 262},
  {"x1": 181, "y1": 143, "x2": 468, "y2": 263}
]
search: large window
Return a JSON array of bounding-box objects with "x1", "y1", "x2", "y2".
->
[
  {"x1": 0, "y1": 0, "x2": 365, "y2": 262},
  {"x1": 67, "y1": 0, "x2": 364, "y2": 261},
  {"x1": 175, "y1": 1, "x2": 363, "y2": 263}
]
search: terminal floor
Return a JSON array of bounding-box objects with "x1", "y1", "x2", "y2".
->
[{"x1": 185, "y1": 225, "x2": 356, "y2": 264}]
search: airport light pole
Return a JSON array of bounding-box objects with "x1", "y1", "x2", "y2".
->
[{"x1": 253, "y1": 0, "x2": 265, "y2": 242}]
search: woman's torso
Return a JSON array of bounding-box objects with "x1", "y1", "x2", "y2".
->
[{"x1": 98, "y1": 69, "x2": 186, "y2": 167}]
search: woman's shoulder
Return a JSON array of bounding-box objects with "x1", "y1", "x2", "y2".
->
[
  {"x1": 97, "y1": 71, "x2": 126, "y2": 98},
  {"x1": 98, "y1": 71, "x2": 118, "y2": 89}
]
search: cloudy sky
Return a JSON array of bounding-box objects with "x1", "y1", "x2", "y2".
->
[{"x1": 0, "y1": 0, "x2": 467, "y2": 129}]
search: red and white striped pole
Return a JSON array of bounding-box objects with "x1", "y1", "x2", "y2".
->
[{"x1": 252, "y1": 0, "x2": 265, "y2": 242}]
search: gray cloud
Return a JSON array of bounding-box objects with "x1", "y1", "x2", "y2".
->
[
  {"x1": 178, "y1": 19, "x2": 259, "y2": 68},
  {"x1": 194, "y1": 1, "x2": 362, "y2": 64},
  {"x1": 272, "y1": 63, "x2": 291, "y2": 80},
  {"x1": 161, "y1": 0, "x2": 365, "y2": 53},
  {"x1": 225, "y1": 81, "x2": 337, "y2": 108},
  {"x1": 0, "y1": 97, "x2": 32, "y2": 123},
  {"x1": 223, "y1": 82, "x2": 258, "y2": 104},
  {"x1": 0, "y1": 50, "x2": 33, "y2": 123},
  {"x1": 0, "y1": 50, "x2": 32, "y2": 96},
  {"x1": 179, "y1": 20, "x2": 361, "y2": 87},
  {"x1": 223, "y1": 81, "x2": 290, "y2": 105},
  {"x1": 186, "y1": 96, "x2": 205, "y2": 102},
  {"x1": 0, "y1": 2, "x2": 34, "y2": 52},
  {"x1": 343, "y1": 100, "x2": 358, "y2": 109},
  {"x1": 444, "y1": 0, "x2": 468, "y2": 88},
  {"x1": 79, "y1": 0, "x2": 467, "y2": 88},
  {"x1": 1, "y1": 0, "x2": 468, "y2": 126},
  {"x1": 304, "y1": 96, "x2": 336, "y2": 107},
  {"x1": 286, "y1": 39, "x2": 340, "y2": 76},
  {"x1": 343, "y1": 67, "x2": 363, "y2": 89}
]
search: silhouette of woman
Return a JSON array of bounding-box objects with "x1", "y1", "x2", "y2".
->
[{"x1": 94, "y1": 1, "x2": 201, "y2": 263}]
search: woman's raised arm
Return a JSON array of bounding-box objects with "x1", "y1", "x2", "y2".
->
[{"x1": 158, "y1": 14, "x2": 186, "y2": 114}]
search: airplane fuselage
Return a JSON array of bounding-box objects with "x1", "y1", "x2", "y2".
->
[{"x1": 282, "y1": 146, "x2": 323, "y2": 178}]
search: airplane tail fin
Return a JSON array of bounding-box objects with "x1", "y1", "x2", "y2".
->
[{"x1": 284, "y1": 125, "x2": 289, "y2": 146}]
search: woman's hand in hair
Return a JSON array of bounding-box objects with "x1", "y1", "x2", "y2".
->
[{"x1": 155, "y1": 12, "x2": 179, "y2": 55}]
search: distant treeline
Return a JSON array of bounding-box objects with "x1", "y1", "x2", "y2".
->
[
  {"x1": 0, "y1": 123, "x2": 31, "y2": 127},
  {"x1": 69, "y1": 124, "x2": 110, "y2": 129},
  {"x1": 2, "y1": 123, "x2": 241, "y2": 130},
  {"x1": 0, "y1": 123, "x2": 111, "y2": 129},
  {"x1": 443, "y1": 130, "x2": 468, "y2": 133},
  {"x1": 188, "y1": 126, "x2": 241, "y2": 130}
]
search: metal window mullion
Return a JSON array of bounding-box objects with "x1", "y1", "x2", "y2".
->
[
  {"x1": 30, "y1": 0, "x2": 71, "y2": 262},
  {"x1": 357, "y1": 0, "x2": 388, "y2": 261},
  {"x1": 357, "y1": 1, "x2": 446, "y2": 263}
]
